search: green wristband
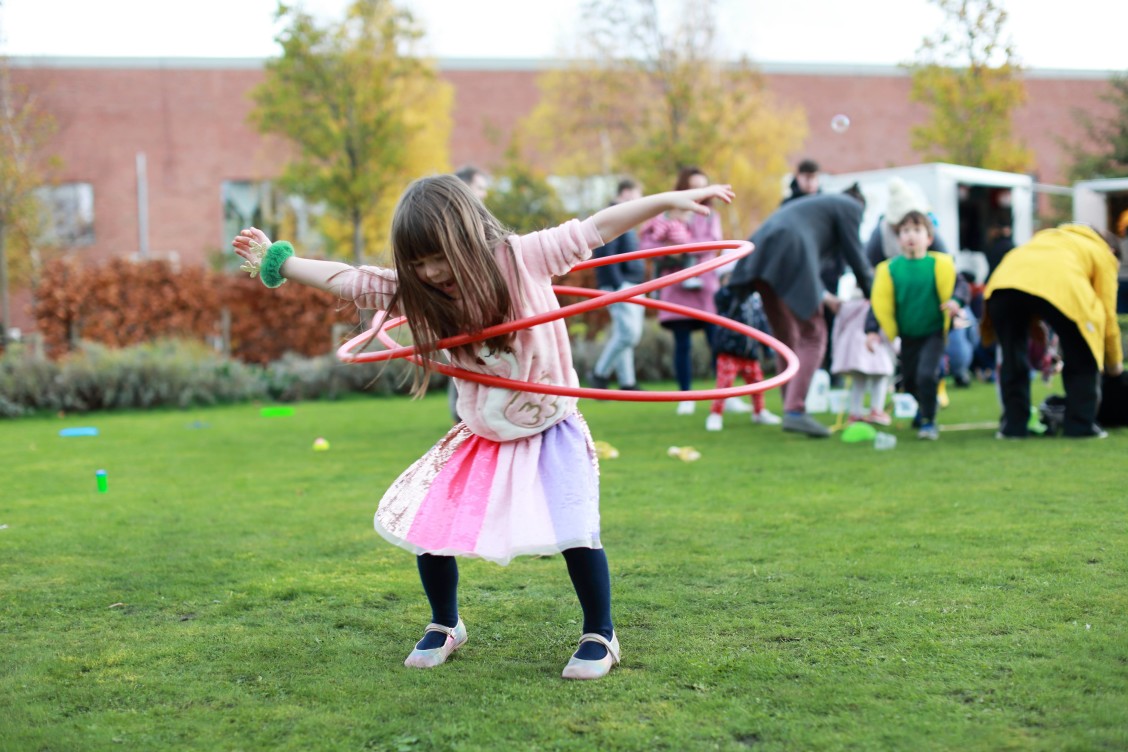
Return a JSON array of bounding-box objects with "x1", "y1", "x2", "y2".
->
[{"x1": 260, "y1": 241, "x2": 294, "y2": 288}]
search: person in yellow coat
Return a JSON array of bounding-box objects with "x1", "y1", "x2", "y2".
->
[{"x1": 984, "y1": 224, "x2": 1124, "y2": 438}]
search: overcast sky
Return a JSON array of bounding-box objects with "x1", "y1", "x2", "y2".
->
[{"x1": 1, "y1": 0, "x2": 1125, "y2": 71}]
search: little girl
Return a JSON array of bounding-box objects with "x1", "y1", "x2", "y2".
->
[
  {"x1": 830, "y1": 296, "x2": 894, "y2": 424},
  {"x1": 705, "y1": 285, "x2": 781, "y2": 431},
  {"x1": 232, "y1": 174, "x2": 734, "y2": 680}
]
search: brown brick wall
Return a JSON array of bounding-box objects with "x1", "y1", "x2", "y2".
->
[
  {"x1": 444, "y1": 68, "x2": 543, "y2": 170},
  {"x1": 16, "y1": 64, "x2": 289, "y2": 269}
]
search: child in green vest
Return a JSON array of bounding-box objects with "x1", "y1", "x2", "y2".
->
[{"x1": 866, "y1": 211, "x2": 967, "y2": 440}]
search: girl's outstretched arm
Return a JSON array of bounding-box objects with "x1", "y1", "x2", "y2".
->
[
  {"x1": 593, "y1": 185, "x2": 734, "y2": 243},
  {"x1": 232, "y1": 227, "x2": 357, "y2": 294}
]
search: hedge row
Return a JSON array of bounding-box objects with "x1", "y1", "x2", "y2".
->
[
  {"x1": 26, "y1": 257, "x2": 614, "y2": 367},
  {"x1": 31, "y1": 257, "x2": 359, "y2": 364},
  {"x1": 1, "y1": 316, "x2": 766, "y2": 417},
  {"x1": 0, "y1": 339, "x2": 437, "y2": 418}
]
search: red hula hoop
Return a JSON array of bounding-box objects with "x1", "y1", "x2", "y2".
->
[{"x1": 335, "y1": 240, "x2": 799, "y2": 402}]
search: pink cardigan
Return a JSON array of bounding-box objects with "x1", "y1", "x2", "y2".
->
[
  {"x1": 639, "y1": 212, "x2": 721, "y2": 324},
  {"x1": 328, "y1": 218, "x2": 605, "y2": 441}
]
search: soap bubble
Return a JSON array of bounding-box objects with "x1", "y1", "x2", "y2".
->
[{"x1": 830, "y1": 114, "x2": 851, "y2": 134}]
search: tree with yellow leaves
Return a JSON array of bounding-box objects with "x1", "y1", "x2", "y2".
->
[
  {"x1": 0, "y1": 56, "x2": 55, "y2": 349},
  {"x1": 521, "y1": 0, "x2": 806, "y2": 237},
  {"x1": 251, "y1": 0, "x2": 452, "y2": 265},
  {"x1": 485, "y1": 139, "x2": 570, "y2": 235},
  {"x1": 908, "y1": 0, "x2": 1031, "y2": 173}
]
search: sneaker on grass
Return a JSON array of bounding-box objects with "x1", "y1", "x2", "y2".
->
[
  {"x1": 782, "y1": 411, "x2": 830, "y2": 438},
  {"x1": 723, "y1": 397, "x2": 752, "y2": 414},
  {"x1": 752, "y1": 408, "x2": 782, "y2": 425},
  {"x1": 917, "y1": 423, "x2": 940, "y2": 441}
]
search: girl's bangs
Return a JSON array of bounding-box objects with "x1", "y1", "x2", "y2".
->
[{"x1": 393, "y1": 219, "x2": 444, "y2": 266}]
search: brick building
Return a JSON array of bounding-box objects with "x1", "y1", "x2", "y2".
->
[{"x1": 5, "y1": 56, "x2": 1120, "y2": 333}]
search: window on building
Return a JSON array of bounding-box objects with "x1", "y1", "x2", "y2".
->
[
  {"x1": 222, "y1": 180, "x2": 323, "y2": 255},
  {"x1": 222, "y1": 180, "x2": 274, "y2": 244},
  {"x1": 36, "y1": 182, "x2": 95, "y2": 247}
]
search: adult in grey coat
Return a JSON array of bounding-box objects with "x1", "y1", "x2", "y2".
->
[{"x1": 727, "y1": 190, "x2": 874, "y2": 436}]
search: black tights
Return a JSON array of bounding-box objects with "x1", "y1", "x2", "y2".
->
[
  {"x1": 414, "y1": 548, "x2": 613, "y2": 655},
  {"x1": 416, "y1": 553, "x2": 460, "y2": 628}
]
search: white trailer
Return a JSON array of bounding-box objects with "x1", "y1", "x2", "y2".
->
[
  {"x1": 1073, "y1": 177, "x2": 1128, "y2": 237},
  {"x1": 820, "y1": 163, "x2": 1035, "y2": 283},
  {"x1": 1074, "y1": 177, "x2": 1128, "y2": 312}
]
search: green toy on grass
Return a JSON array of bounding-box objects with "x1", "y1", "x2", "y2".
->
[{"x1": 840, "y1": 421, "x2": 877, "y2": 443}]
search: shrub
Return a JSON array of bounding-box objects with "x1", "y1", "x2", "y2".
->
[
  {"x1": 33, "y1": 258, "x2": 221, "y2": 357},
  {"x1": 221, "y1": 275, "x2": 358, "y2": 365},
  {"x1": 0, "y1": 340, "x2": 267, "y2": 416},
  {"x1": 261, "y1": 352, "x2": 435, "y2": 402},
  {"x1": 0, "y1": 339, "x2": 450, "y2": 418},
  {"x1": 0, "y1": 344, "x2": 61, "y2": 417},
  {"x1": 32, "y1": 257, "x2": 358, "y2": 364}
]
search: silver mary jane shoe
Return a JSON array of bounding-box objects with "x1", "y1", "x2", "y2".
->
[
  {"x1": 561, "y1": 632, "x2": 620, "y2": 680},
  {"x1": 403, "y1": 619, "x2": 467, "y2": 669}
]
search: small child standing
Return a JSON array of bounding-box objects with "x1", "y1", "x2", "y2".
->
[
  {"x1": 830, "y1": 296, "x2": 894, "y2": 425},
  {"x1": 232, "y1": 174, "x2": 734, "y2": 680},
  {"x1": 867, "y1": 210, "x2": 967, "y2": 440},
  {"x1": 705, "y1": 285, "x2": 781, "y2": 431}
]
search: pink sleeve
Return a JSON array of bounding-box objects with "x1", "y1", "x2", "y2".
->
[
  {"x1": 640, "y1": 216, "x2": 691, "y2": 249},
  {"x1": 516, "y1": 217, "x2": 605, "y2": 278},
  {"x1": 329, "y1": 265, "x2": 400, "y2": 312}
]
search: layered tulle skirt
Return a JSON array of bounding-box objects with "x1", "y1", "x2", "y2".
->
[{"x1": 374, "y1": 414, "x2": 601, "y2": 565}]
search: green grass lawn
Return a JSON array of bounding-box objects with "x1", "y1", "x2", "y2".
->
[{"x1": 2, "y1": 379, "x2": 1126, "y2": 751}]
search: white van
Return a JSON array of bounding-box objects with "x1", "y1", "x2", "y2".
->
[{"x1": 820, "y1": 163, "x2": 1035, "y2": 285}]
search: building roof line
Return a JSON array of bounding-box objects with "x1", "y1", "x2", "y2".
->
[{"x1": 6, "y1": 55, "x2": 1119, "y2": 80}]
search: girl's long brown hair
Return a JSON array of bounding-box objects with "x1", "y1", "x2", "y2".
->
[{"x1": 384, "y1": 174, "x2": 520, "y2": 397}]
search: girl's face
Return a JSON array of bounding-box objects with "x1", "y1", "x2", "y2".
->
[
  {"x1": 410, "y1": 254, "x2": 459, "y2": 299},
  {"x1": 688, "y1": 172, "x2": 712, "y2": 205}
]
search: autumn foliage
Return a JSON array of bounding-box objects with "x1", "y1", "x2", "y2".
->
[
  {"x1": 32, "y1": 257, "x2": 359, "y2": 363},
  {"x1": 908, "y1": 0, "x2": 1031, "y2": 172},
  {"x1": 522, "y1": 0, "x2": 807, "y2": 236},
  {"x1": 252, "y1": 0, "x2": 452, "y2": 266}
]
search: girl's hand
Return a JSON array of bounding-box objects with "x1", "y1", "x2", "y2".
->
[
  {"x1": 865, "y1": 332, "x2": 881, "y2": 352},
  {"x1": 671, "y1": 184, "x2": 735, "y2": 215},
  {"x1": 595, "y1": 185, "x2": 733, "y2": 246},
  {"x1": 231, "y1": 227, "x2": 273, "y2": 263},
  {"x1": 940, "y1": 300, "x2": 961, "y2": 318}
]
